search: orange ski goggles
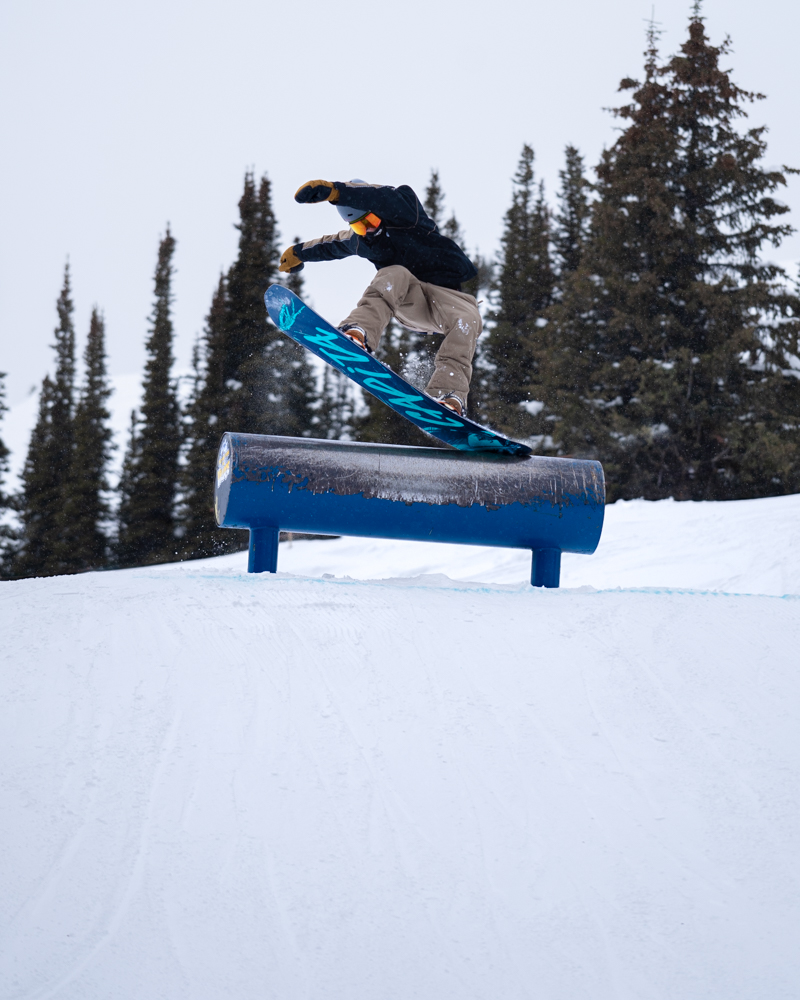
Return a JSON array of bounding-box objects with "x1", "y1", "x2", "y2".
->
[{"x1": 349, "y1": 212, "x2": 382, "y2": 236}]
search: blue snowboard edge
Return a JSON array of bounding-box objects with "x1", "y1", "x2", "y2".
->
[{"x1": 264, "y1": 285, "x2": 532, "y2": 457}]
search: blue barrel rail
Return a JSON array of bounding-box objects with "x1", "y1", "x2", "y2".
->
[{"x1": 214, "y1": 433, "x2": 605, "y2": 588}]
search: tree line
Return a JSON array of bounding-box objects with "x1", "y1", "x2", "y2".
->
[{"x1": 1, "y1": 8, "x2": 798, "y2": 579}]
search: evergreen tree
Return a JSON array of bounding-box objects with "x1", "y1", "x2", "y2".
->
[
  {"x1": 546, "y1": 12, "x2": 800, "y2": 500},
  {"x1": 553, "y1": 145, "x2": 591, "y2": 278},
  {"x1": 14, "y1": 379, "x2": 56, "y2": 576},
  {"x1": 13, "y1": 265, "x2": 77, "y2": 577},
  {"x1": 226, "y1": 173, "x2": 316, "y2": 437},
  {"x1": 116, "y1": 229, "x2": 182, "y2": 566},
  {"x1": 178, "y1": 178, "x2": 317, "y2": 559},
  {"x1": 115, "y1": 408, "x2": 142, "y2": 555},
  {"x1": 0, "y1": 375, "x2": 8, "y2": 501},
  {"x1": 176, "y1": 173, "x2": 276, "y2": 561},
  {"x1": 427, "y1": 168, "x2": 493, "y2": 295},
  {"x1": 424, "y1": 169, "x2": 446, "y2": 226},
  {"x1": 0, "y1": 373, "x2": 14, "y2": 575},
  {"x1": 57, "y1": 309, "x2": 114, "y2": 572},
  {"x1": 177, "y1": 276, "x2": 241, "y2": 558},
  {"x1": 482, "y1": 146, "x2": 555, "y2": 437}
]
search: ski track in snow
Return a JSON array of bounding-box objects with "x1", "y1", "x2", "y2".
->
[{"x1": 2, "y1": 496, "x2": 800, "y2": 999}]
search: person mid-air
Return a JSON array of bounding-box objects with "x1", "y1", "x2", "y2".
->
[{"x1": 279, "y1": 178, "x2": 480, "y2": 416}]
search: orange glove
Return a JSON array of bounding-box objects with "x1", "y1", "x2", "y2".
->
[
  {"x1": 294, "y1": 180, "x2": 339, "y2": 204},
  {"x1": 279, "y1": 246, "x2": 304, "y2": 273}
]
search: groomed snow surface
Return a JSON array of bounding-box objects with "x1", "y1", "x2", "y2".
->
[{"x1": 2, "y1": 495, "x2": 800, "y2": 1000}]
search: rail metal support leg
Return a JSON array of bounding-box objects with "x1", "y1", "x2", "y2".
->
[
  {"x1": 532, "y1": 547, "x2": 561, "y2": 588},
  {"x1": 248, "y1": 527, "x2": 280, "y2": 574}
]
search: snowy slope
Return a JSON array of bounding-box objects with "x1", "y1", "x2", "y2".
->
[
  {"x1": 180, "y1": 491, "x2": 800, "y2": 596},
  {"x1": 2, "y1": 498, "x2": 800, "y2": 1000}
]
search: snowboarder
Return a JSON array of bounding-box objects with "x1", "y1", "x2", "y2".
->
[{"x1": 279, "y1": 179, "x2": 481, "y2": 415}]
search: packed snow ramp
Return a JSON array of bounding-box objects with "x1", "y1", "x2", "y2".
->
[{"x1": 1, "y1": 540, "x2": 799, "y2": 999}]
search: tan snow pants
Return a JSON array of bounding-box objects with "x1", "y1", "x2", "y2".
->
[{"x1": 340, "y1": 265, "x2": 481, "y2": 403}]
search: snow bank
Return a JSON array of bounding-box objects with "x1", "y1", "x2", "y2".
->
[
  {"x1": 175, "y1": 491, "x2": 800, "y2": 597},
  {"x1": 2, "y1": 496, "x2": 800, "y2": 998}
]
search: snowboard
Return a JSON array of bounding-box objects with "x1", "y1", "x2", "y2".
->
[{"x1": 264, "y1": 285, "x2": 532, "y2": 456}]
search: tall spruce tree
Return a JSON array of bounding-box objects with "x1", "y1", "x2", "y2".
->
[
  {"x1": 116, "y1": 229, "x2": 182, "y2": 566},
  {"x1": 116, "y1": 408, "x2": 142, "y2": 554},
  {"x1": 0, "y1": 373, "x2": 13, "y2": 576},
  {"x1": 546, "y1": 11, "x2": 800, "y2": 500},
  {"x1": 553, "y1": 146, "x2": 591, "y2": 278},
  {"x1": 0, "y1": 374, "x2": 7, "y2": 493},
  {"x1": 226, "y1": 173, "x2": 316, "y2": 437},
  {"x1": 178, "y1": 276, "x2": 241, "y2": 557},
  {"x1": 13, "y1": 265, "x2": 77, "y2": 577},
  {"x1": 57, "y1": 309, "x2": 114, "y2": 572},
  {"x1": 177, "y1": 173, "x2": 277, "y2": 561},
  {"x1": 424, "y1": 170, "x2": 446, "y2": 226},
  {"x1": 178, "y1": 178, "x2": 317, "y2": 559},
  {"x1": 14, "y1": 379, "x2": 56, "y2": 576},
  {"x1": 483, "y1": 146, "x2": 555, "y2": 437},
  {"x1": 426, "y1": 169, "x2": 493, "y2": 295}
]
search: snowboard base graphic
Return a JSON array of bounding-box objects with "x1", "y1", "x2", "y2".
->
[{"x1": 264, "y1": 285, "x2": 532, "y2": 456}]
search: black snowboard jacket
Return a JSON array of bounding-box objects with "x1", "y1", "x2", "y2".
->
[{"x1": 292, "y1": 182, "x2": 477, "y2": 291}]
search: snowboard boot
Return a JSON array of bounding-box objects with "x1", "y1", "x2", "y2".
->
[
  {"x1": 339, "y1": 324, "x2": 371, "y2": 353},
  {"x1": 437, "y1": 392, "x2": 465, "y2": 417}
]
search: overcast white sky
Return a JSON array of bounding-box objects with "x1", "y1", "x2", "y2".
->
[{"x1": 1, "y1": 0, "x2": 798, "y2": 408}]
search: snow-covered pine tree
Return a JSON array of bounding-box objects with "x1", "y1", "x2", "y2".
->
[
  {"x1": 56, "y1": 308, "x2": 114, "y2": 572},
  {"x1": 483, "y1": 146, "x2": 555, "y2": 438},
  {"x1": 116, "y1": 229, "x2": 182, "y2": 566},
  {"x1": 547, "y1": 11, "x2": 800, "y2": 500},
  {"x1": 13, "y1": 265, "x2": 77, "y2": 577}
]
